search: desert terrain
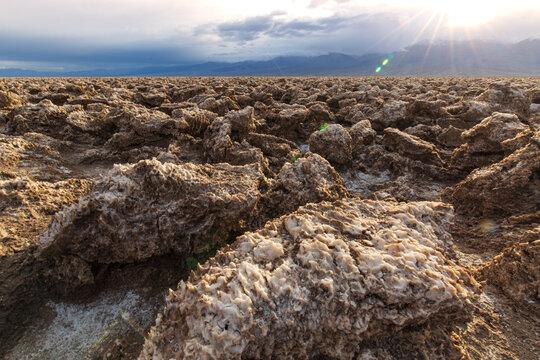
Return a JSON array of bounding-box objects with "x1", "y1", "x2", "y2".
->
[{"x1": 0, "y1": 76, "x2": 538, "y2": 359}]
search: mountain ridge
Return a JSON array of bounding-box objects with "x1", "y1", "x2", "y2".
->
[{"x1": 1, "y1": 39, "x2": 539, "y2": 77}]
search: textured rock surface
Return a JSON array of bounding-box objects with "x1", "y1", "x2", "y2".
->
[
  {"x1": 37, "y1": 159, "x2": 265, "y2": 290},
  {"x1": 349, "y1": 119, "x2": 376, "y2": 154},
  {"x1": 480, "y1": 226, "x2": 540, "y2": 303},
  {"x1": 253, "y1": 153, "x2": 349, "y2": 227},
  {"x1": 437, "y1": 125, "x2": 465, "y2": 148},
  {"x1": 447, "y1": 131, "x2": 540, "y2": 217},
  {"x1": 461, "y1": 113, "x2": 529, "y2": 153},
  {"x1": 141, "y1": 199, "x2": 475, "y2": 360},
  {"x1": 476, "y1": 81, "x2": 531, "y2": 120},
  {"x1": 0, "y1": 177, "x2": 90, "y2": 347},
  {"x1": 448, "y1": 113, "x2": 533, "y2": 176},
  {"x1": 382, "y1": 127, "x2": 443, "y2": 166},
  {"x1": 371, "y1": 100, "x2": 409, "y2": 130},
  {"x1": 0, "y1": 91, "x2": 23, "y2": 109},
  {"x1": 309, "y1": 124, "x2": 352, "y2": 165}
]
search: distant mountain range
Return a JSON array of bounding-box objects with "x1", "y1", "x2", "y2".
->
[{"x1": 1, "y1": 39, "x2": 539, "y2": 77}]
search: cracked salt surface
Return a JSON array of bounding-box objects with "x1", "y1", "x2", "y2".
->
[{"x1": 6, "y1": 290, "x2": 159, "y2": 360}]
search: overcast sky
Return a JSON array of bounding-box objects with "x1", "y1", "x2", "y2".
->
[{"x1": 1, "y1": 0, "x2": 539, "y2": 70}]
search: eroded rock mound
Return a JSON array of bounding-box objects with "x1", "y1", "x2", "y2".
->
[
  {"x1": 449, "y1": 112, "x2": 532, "y2": 176},
  {"x1": 350, "y1": 119, "x2": 376, "y2": 154},
  {"x1": 382, "y1": 127, "x2": 443, "y2": 167},
  {"x1": 141, "y1": 199, "x2": 476, "y2": 360},
  {"x1": 0, "y1": 177, "x2": 90, "y2": 341},
  {"x1": 37, "y1": 159, "x2": 266, "y2": 291},
  {"x1": 371, "y1": 100, "x2": 409, "y2": 130},
  {"x1": 462, "y1": 112, "x2": 529, "y2": 154},
  {"x1": 309, "y1": 124, "x2": 352, "y2": 165},
  {"x1": 253, "y1": 153, "x2": 349, "y2": 227},
  {"x1": 447, "y1": 131, "x2": 540, "y2": 217},
  {"x1": 0, "y1": 91, "x2": 23, "y2": 109},
  {"x1": 476, "y1": 81, "x2": 531, "y2": 120},
  {"x1": 480, "y1": 226, "x2": 540, "y2": 303}
]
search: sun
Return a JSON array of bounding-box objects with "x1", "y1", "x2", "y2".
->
[{"x1": 430, "y1": 0, "x2": 498, "y2": 27}]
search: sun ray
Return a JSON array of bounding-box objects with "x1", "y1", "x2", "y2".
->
[
  {"x1": 420, "y1": 11, "x2": 446, "y2": 71},
  {"x1": 463, "y1": 26, "x2": 483, "y2": 73},
  {"x1": 449, "y1": 24, "x2": 455, "y2": 74},
  {"x1": 408, "y1": 11, "x2": 439, "y2": 50},
  {"x1": 364, "y1": 8, "x2": 429, "y2": 53}
]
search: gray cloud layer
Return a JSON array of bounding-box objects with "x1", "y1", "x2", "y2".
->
[
  {"x1": 212, "y1": 12, "x2": 362, "y2": 42},
  {"x1": 1, "y1": 5, "x2": 538, "y2": 71}
]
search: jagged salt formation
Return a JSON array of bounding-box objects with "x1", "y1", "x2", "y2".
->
[
  {"x1": 141, "y1": 198, "x2": 476, "y2": 360},
  {"x1": 37, "y1": 159, "x2": 266, "y2": 290},
  {"x1": 448, "y1": 129, "x2": 540, "y2": 217}
]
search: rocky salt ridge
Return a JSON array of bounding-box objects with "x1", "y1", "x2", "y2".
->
[
  {"x1": 140, "y1": 199, "x2": 476, "y2": 360},
  {"x1": 36, "y1": 153, "x2": 348, "y2": 295}
]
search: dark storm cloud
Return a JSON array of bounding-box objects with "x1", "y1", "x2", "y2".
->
[
  {"x1": 216, "y1": 14, "x2": 276, "y2": 41},
  {"x1": 213, "y1": 13, "x2": 363, "y2": 42}
]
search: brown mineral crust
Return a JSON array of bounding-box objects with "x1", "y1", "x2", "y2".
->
[
  {"x1": 360, "y1": 143, "x2": 447, "y2": 181},
  {"x1": 133, "y1": 90, "x2": 167, "y2": 107},
  {"x1": 64, "y1": 102, "x2": 112, "y2": 138},
  {"x1": 349, "y1": 119, "x2": 376, "y2": 154},
  {"x1": 382, "y1": 127, "x2": 443, "y2": 167},
  {"x1": 245, "y1": 132, "x2": 300, "y2": 172},
  {"x1": 448, "y1": 112, "x2": 533, "y2": 176},
  {"x1": 309, "y1": 124, "x2": 353, "y2": 165},
  {"x1": 403, "y1": 123, "x2": 443, "y2": 143},
  {"x1": 5, "y1": 99, "x2": 68, "y2": 136},
  {"x1": 102, "y1": 104, "x2": 189, "y2": 149},
  {"x1": 198, "y1": 96, "x2": 240, "y2": 116},
  {"x1": 450, "y1": 100, "x2": 495, "y2": 125},
  {"x1": 437, "y1": 125, "x2": 465, "y2": 148},
  {"x1": 157, "y1": 101, "x2": 196, "y2": 116},
  {"x1": 202, "y1": 112, "x2": 272, "y2": 174},
  {"x1": 479, "y1": 226, "x2": 540, "y2": 303},
  {"x1": 461, "y1": 112, "x2": 529, "y2": 154},
  {"x1": 140, "y1": 199, "x2": 476, "y2": 360},
  {"x1": 36, "y1": 159, "x2": 266, "y2": 290},
  {"x1": 307, "y1": 102, "x2": 333, "y2": 124},
  {"x1": 407, "y1": 99, "x2": 450, "y2": 120},
  {"x1": 262, "y1": 103, "x2": 311, "y2": 140},
  {"x1": 203, "y1": 117, "x2": 234, "y2": 160},
  {"x1": 370, "y1": 99, "x2": 410, "y2": 130},
  {"x1": 0, "y1": 132, "x2": 73, "y2": 181},
  {"x1": 447, "y1": 132, "x2": 540, "y2": 217},
  {"x1": 245, "y1": 132, "x2": 299, "y2": 158},
  {"x1": 252, "y1": 152, "x2": 349, "y2": 228},
  {"x1": 447, "y1": 144, "x2": 504, "y2": 177},
  {"x1": 225, "y1": 106, "x2": 256, "y2": 135},
  {"x1": 0, "y1": 177, "x2": 90, "y2": 346},
  {"x1": 475, "y1": 81, "x2": 531, "y2": 120},
  {"x1": 1, "y1": 177, "x2": 91, "y2": 257},
  {"x1": 0, "y1": 90, "x2": 24, "y2": 109},
  {"x1": 170, "y1": 106, "x2": 216, "y2": 137}
]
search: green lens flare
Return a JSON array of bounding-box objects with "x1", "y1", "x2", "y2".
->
[
  {"x1": 375, "y1": 66, "x2": 382, "y2": 73},
  {"x1": 382, "y1": 59, "x2": 389, "y2": 66}
]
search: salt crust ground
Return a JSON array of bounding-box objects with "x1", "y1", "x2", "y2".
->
[{"x1": 1, "y1": 77, "x2": 539, "y2": 359}]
